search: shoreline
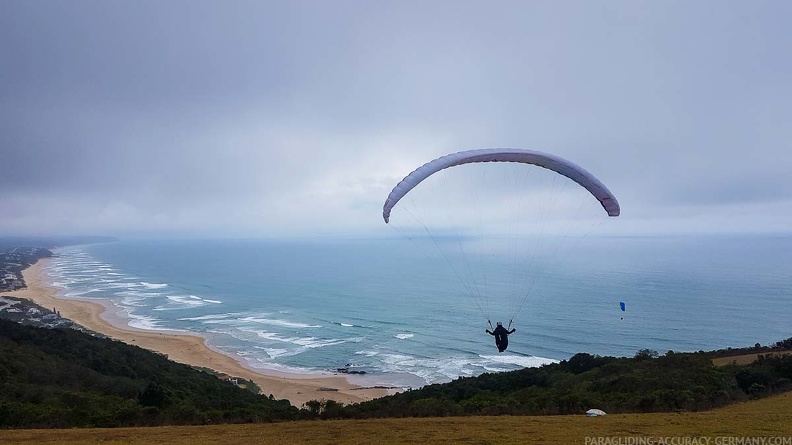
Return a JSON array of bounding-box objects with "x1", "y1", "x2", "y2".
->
[{"x1": 7, "y1": 258, "x2": 392, "y2": 407}]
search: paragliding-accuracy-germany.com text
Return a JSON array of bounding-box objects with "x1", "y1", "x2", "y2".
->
[{"x1": 584, "y1": 437, "x2": 792, "y2": 445}]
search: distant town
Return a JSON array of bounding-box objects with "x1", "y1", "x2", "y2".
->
[
  {"x1": 0, "y1": 247, "x2": 52, "y2": 292},
  {"x1": 0, "y1": 236, "x2": 117, "y2": 292},
  {"x1": 0, "y1": 245, "x2": 92, "y2": 332}
]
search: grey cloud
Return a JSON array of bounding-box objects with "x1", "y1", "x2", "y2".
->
[{"x1": 1, "y1": 0, "x2": 791, "y2": 236}]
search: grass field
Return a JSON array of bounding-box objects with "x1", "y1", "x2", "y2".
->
[
  {"x1": 1, "y1": 392, "x2": 790, "y2": 444},
  {"x1": 712, "y1": 350, "x2": 792, "y2": 367}
]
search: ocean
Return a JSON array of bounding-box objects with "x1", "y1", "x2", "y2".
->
[{"x1": 44, "y1": 234, "x2": 792, "y2": 389}]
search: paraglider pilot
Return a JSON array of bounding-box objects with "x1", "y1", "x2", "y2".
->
[{"x1": 486, "y1": 321, "x2": 516, "y2": 352}]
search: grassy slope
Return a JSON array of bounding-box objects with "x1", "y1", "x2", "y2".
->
[
  {"x1": 1, "y1": 391, "x2": 789, "y2": 444},
  {"x1": 712, "y1": 350, "x2": 792, "y2": 367}
]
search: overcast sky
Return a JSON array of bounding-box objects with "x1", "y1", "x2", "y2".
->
[{"x1": 1, "y1": 1, "x2": 790, "y2": 238}]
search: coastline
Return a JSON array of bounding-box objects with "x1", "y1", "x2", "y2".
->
[{"x1": 7, "y1": 258, "x2": 391, "y2": 407}]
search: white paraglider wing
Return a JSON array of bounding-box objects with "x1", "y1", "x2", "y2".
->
[{"x1": 383, "y1": 148, "x2": 620, "y2": 223}]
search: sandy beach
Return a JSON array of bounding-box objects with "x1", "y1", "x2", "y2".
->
[{"x1": 7, "y1": 258, "x2": 390, "y2": 407}]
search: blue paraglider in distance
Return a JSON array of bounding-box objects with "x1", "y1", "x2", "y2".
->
[{"x1": 620, "y1": 301, "x2": 626, "y2": 320}]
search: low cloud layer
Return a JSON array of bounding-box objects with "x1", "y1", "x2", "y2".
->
[{"x1": 2, "y1": 1, "x2": 790, "y2": 237}]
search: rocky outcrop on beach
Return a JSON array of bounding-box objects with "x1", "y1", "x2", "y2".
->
[{"x1": 0, "y1": 295, "x2": 99, "y2": 335}]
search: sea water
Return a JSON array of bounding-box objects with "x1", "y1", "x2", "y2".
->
[{"x1": 44, "y1": 235, "x2": 792, "y2": 389}]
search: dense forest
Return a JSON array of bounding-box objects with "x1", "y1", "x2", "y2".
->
[
  {"x1": 1, "y1": 317, "x2": 790, "y2": 428},
  {"x1": 331, "y1": 345, "x2": 792, "y2": 419},
  {"x1": 0, "y1": 319, "x2": 299, "y2": 428}
]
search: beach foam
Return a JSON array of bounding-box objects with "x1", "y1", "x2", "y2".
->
[
  {"x1": 140, "y1": 282, "x2": 168, "y2": 289},
  {"x1": 44, "y1": 236, "x2": 792, "y2": 391},
  {"x1": 238, "y1": 316, "x2": 321, "y2": 329}
]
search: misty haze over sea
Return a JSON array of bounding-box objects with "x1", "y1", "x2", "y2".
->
[{"x1": 45, "y1": 235, "x2": 792, "y2": 389}]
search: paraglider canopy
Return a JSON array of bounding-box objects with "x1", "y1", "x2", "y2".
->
[
  {"x1": 381, "y1": 147, "x2": 621, "y2": 331},
  {"x1": 620, "y1": 302, "x2": 626, "y2": 312},
  {"x1": 383, "y1": 148, "x2": 621, "y2": 223},
  {"x1": 586, "y1": 409, "x2": 607, "y2": 417}
]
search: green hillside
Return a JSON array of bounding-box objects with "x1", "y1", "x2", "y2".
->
[
  {"x1": 0, "y1": 319, "x2": 298, "y2": 428},
  {"x1": 335, "y1": 347, "x2": 792, "y2": 419},
  {"x1": 2, "y1": 393, "x2": 791, "y2": 445},
  {"x1": 2, "y1": 315, "x2": 790, "y2": 429}
]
